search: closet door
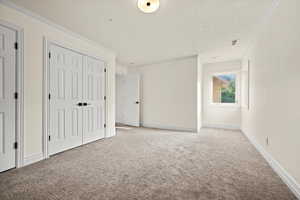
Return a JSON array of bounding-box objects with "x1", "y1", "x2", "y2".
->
[
  {"x1": 0, "y1": 25, "x2": 16, "y2": 172},
  {"x1": 82, "y1": 56, "x2": 105, "y2": 144},
  {"x1": 49, "y1": 45, "x2": 83, "y2": 155}
]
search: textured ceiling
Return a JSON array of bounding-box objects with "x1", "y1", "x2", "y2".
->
[{"x1": 9, "y1": 0, "x2": 275, "y2": 66}]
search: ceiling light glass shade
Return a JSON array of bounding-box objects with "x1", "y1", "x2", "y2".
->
[{"x1": 138, "y1": 0, "x2": 160, "y2": 13}]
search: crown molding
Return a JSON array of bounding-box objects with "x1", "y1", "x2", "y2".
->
[
  {"x1": 135, "y1": 54, "x2": 198, "y2": 68},
  {"x1": 0, "y1": 0, "x2": 115, "y2": 56}
]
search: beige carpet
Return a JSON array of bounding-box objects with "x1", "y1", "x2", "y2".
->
[{"x1": 0, "y1": 128, "x2": 297, "y2": 200}]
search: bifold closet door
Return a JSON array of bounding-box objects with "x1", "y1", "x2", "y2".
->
[
  {"x1": 49, "y1": 45, "x2": 83, "y2": 155},
  {"x1": 0, "y1": 25, "x2": 16, "y2": 172},
  {"x1": 82, "y1": 56, "x2": 106, "y2": 144}
]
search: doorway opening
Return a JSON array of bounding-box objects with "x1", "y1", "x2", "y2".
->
[{"x1": 116, "y1": 74, "x2": 140, "y2": 127}]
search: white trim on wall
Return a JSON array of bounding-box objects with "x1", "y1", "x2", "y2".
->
[
  {"x1": 0, "y1": 20, "x2": 25, "y2": 168},
  {"x1": 23, "y1": 152, "x2": 44, "y2": 167},
  {"x1": 42, "y1": 38, "x2": 50, "y2": 159},
  {"x1": 141, "y1": 123, "x2": 197, "y2": 133},
  {"x1": 15, "y1": 23, "x2": 24, "y2": 168},
  {"x1": 202, "y1": 123, "x2": 240, "y2": 130},
  {"x1": 104, "y1": 63, "x2": 108, "y2": 138},
  {"x1": 0, "y1": 0, "x2": 113, "y2": 55},
  {"x1": 243, "y1": 131, "x2": 300, "y2": 199},
  {"x1": 137, "y1": 55, "x2": 197, "y2": 68},
  {"x1": 241, "y1": 60, "x2": 250, "y2": 110},
  {"x1": 247, "y1": 60, "x2": 250, "y2": 110}
]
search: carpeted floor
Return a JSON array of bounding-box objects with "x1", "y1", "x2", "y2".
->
[{"x1": 0, "y1": 128, "x2": 297, "y2": 200}]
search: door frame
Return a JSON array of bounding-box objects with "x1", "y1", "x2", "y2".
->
[
  {"x1": 42, "y1": 37, "x2": 107, "y2": 159},
  {"x1": 0, "y1": 20, "x2": 25, "y2": 168}
]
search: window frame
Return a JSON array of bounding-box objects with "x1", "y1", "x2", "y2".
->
[{"x1": 210, "y1": 71, "x2": 240, "y2": 107}]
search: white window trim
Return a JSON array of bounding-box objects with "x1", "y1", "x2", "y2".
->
[{"x1": 210, "y1": 71, "x2": 241, "y2": 107}]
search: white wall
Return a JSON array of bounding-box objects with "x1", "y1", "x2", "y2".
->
[
  {"x1": 133, "y1": 56, "x2": 198, "y2": 132},
  {"x1": 0, "y1": 3, "x2": 116, "y2": 162},
  {"x1": 116, "y1": 63, "x2": 128, "y2": 75},
  {"x1": 115, "y1": 63, "x2": 128, "y2": 124},
  {"x1": 202, "y1": 60, "x2": 241, "y2": 129},
  {"x1": 241, "y1": 0, "x2": 300, "y2": 191},
  {"x1": 197, "y1": 56, "x2": 203, "y2": 132},
  {"x1": 116, "y1": 74, "x2": 126, "y2": 124}
]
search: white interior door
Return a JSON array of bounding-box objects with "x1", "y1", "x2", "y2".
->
[
  {"x1": 116, "y1": 74, "x2": 140, "y2": 127},
  {"x1": 49, "y1": 44, "x2": 83, "y2": 155},
  {"x1": 82, "y1": 56, "x2": 105, "y2": 144},
  {"x1": 0, "y1": 25, "x2": 16, "y2": 172}
]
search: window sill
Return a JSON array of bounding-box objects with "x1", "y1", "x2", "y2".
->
[{"x1": 209, "y1": 103, "x2": 241, "y2": 108}]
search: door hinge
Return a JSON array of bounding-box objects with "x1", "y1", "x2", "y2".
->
[
  {"x1": 104, "y1": 96, "x2": 106, "y2": 100},
  {"x1": 14, "y1": 142, "x2": 18, "y2": 149},
  {"x1": 14, "y1": 92, "x2": 18, "y2": 100},
  {"x1": 48, "y1": 52, "x2": 51, "y2": 59},
  {"x1": 48, "y1": 93, "x2": 51, "y2": 100},
  {"x1": 104, "y1": 68, "x2": 107, "y2": 73},
  {"x1": 104, "y1": 124, "x2": 106, "y2": 128},
  {"x1": 14, "y1": 42, "x2": 18, "y2": 50},
  {"x1": 48, "y1": 135, "x2": 51, "y2": 141}
]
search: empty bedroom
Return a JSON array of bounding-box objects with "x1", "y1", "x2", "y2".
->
[{"x1": 0, "y1": 0, "x2": 299, "y2": 199}]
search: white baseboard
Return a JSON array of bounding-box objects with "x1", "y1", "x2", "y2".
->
[
  {"x1": 141, "y1": 123, "x2": 197, "y2": 132},
  {"x1": 105, "y1": 129, "x2": 116, "y2": 138},
  {"x1": 202, "y1": 123, "x2": 241, "y2": 130},
  {"x1": 243, "y1": 131, "x2": 300, "y2": 199},
  {"x1": 23, "y1": 153, "x2": 44, "y2": 167}
]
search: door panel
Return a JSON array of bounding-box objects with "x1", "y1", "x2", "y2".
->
[
  {"x1": 49, "y1": 44, "x2": 106, "y2": 155},
  {"x1": 0, "y1": 25, "x2": 16, "y2": 172},
  {"x1": 49, "y1": 45, "x2": 83, "y2": 155},
  {"x1": 116, "y1": 74, "x2": 140, "y2": 127},
  {"x1": 82, "y1": 56, "x2": 105, "y2": 144}
]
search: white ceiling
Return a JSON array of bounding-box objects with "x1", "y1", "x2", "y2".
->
[{"x1": 10, "y1": 0, "x2": 275, "y2": 66}]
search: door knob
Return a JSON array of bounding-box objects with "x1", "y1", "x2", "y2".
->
[
  {"x1": 136, "y1": 101, "x2": 140, "y2": 104},
  {"x1": 83, "y1": 103, "x2": 91, "y2": 106},
  {"x1": 77, "y1": 102, "x2": 83, "y2": 106}
]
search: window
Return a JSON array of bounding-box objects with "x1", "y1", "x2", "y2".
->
[{"x1": 212, "y1": 73, "x2": 236, "y2": 104}]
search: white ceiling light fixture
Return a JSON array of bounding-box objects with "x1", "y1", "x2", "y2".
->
[{"x1": 138, "y1": 0, "x2": 160, "y2": 13}]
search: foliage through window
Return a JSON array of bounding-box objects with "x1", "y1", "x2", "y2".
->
[{"x1": 212, "y1": 74, "x2": 236, "y2": 103}]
